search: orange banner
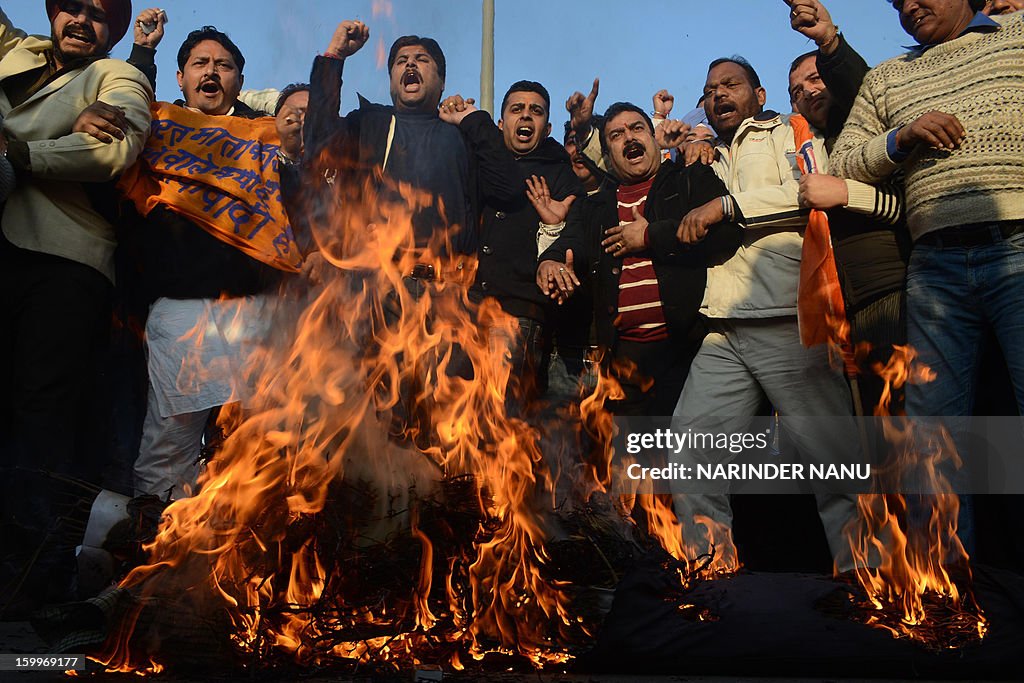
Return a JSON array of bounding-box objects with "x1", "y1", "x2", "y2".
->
[
  {"x1": 790, "y1": 115, "x2": 853, "y2": 371},
  {"x1": 117, "y1": 102, "x2": 302, "y2": 272}
]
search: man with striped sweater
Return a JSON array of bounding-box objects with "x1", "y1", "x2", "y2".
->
[
  {"x1": 829, "y1": 0, "x2": 1024, "y2": 549},
  {"x1": 537, "y1": 102, "x2": 741, "y2": 416}
]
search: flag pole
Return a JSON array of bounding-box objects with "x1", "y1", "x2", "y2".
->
[{"x1": 481, "y1": 0, "x2": 495, "y2": 116}]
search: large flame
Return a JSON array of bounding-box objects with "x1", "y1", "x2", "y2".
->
[
  {"x1": 841, "y1": 345, "x2": 987, "y2": 647},
  {"x1": 92, "y1": 150, "x2": 631, "y2": 673}
]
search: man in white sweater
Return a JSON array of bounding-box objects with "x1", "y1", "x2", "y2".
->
[{"x1": 829, "y1": 1, "x2": 1024, "y2": 550}]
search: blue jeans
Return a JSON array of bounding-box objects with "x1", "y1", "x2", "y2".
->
[{"x1": 905, "y1": 222, "x2": 1024, "y2": 553}]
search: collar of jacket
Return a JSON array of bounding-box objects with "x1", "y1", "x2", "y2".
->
[
  {"x1": 715, "y1": 109, "x2": 785, "y2": 150},
  {"x1": 515, "y1": 136, "x2": 571, "y2": 164},
  {"x1": 0, "y1": 56, "x2": 93, "y2": 113},
  {"x1": 591, "y1": 158, "x2": 679, "y2": 205}
]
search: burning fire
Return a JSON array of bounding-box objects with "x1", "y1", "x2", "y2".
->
[
  {"x1": 841, "y1": 345, "x2": 987, "y2": 648},
  {"x1": 86, "y1": 133, "x2": 744, "y2": 673},
  {"x1": 80, "y1": 148, "x2": 659, "y2": 673},
  {"x1": 577, "y1": 355, "x2": 739, "y2": 581}
]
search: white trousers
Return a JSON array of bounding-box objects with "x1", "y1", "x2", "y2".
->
[{"x1": 132, "y1": 296, "x2": 268, "y2": 499}]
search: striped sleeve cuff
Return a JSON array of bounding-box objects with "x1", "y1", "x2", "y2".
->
[
  {"x1": 844, "y1": 179, "x2": 902, "y2": 224},
  {"x1": 720, "y1": 194, "x2": 738, "y2": 221}
]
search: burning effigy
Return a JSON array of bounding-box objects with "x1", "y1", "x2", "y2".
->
[
  {"x1": 17, "y1": 80, "x2": 1014, "y2": 679},
  {"x1": 28, "y1": 132, "x2": 1021, "y2": 679},
  {"x1": 4, "y1": 1, "x2": 1024, "y2": 679},
  {"x1": 21, "y1": 123, "x2": 725, "y2": 675}
]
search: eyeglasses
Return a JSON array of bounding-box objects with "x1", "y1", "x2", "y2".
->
[{"x1": 57, "y1": 0, "x2": 108, "y2": 24}]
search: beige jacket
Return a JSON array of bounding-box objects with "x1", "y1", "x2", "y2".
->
[
  {"x1": 0, "y1": 9, "x2": 153, "y2": 282},
  {"x1": 702, "y1": 112, "x2": 889, "y2": 319}
]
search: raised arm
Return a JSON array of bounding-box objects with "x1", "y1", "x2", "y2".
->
[
  {"x1": 785, "y1": 0, "x2": 871, "y2": 139},
  {"x1": 304, "y1": 20, "x2": 368, "y2": 164},
  {"x1": 125, "y1": 7, "x2": 167, "y2": 91}
]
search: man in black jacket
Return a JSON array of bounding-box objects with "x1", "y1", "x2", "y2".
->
[
  {"x1": 302, "y1": 21, "x2": 523, "y2": 443},
  {"x1": 471, "y1": 80, "x2": 582, "y2": 404},
  {"x1": 537, "y1": 102, "x2": 741, "y2": 416},
  {"x1": 303, "y1": 21, "x2": 520, "y2": 261},
  {"x1": 785, "y1": 0, "x2": 909, "y2": 417}
]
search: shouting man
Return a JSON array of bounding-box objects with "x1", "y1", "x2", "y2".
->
[
  {"x1": 470, "y1": 80, "x2": 582, "y2": 405},
  {"x1": 304, "y1": 21, "x2": 519, "y2": 261},
  {"x1": 0, "y1": 0, "x2": 151, "y2": 613},
  {"x1": 670, "y1": 56, "x2": 864, "y2": 572},
  {"x1": 538, "y1": 102, "x2": 740, "y2": 416}
]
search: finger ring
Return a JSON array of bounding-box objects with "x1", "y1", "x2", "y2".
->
[
  {"x1": 791, "y1": 9, "x2": 798, "y2": 17},
  {"x1": 617, "y1": 241, "x2": 623, "y2": 249},
  {"x1": 559, "y1": 267, "x2": 565, "y2": 272}
]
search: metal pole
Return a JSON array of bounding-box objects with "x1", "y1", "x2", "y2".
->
[{"x1": 481, "y1": 0, "x2": 495, "y2": 116}]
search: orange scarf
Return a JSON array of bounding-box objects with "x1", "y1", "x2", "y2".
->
[
  {"x1": 118, "y1": 102, "x2": 302, "y2": 272},
  {"x1": 790, "y1": 115, "x2": 853, "y2": 371}
]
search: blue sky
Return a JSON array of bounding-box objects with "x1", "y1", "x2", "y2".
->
[{"x1": 8, "y1": 1, "x2": 914, "y2": 130}]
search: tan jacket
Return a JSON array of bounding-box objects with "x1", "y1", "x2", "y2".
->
[
  {"x1": 0, "y1": 9, "x2": 153, "y2": 282},
  {"x1": 701, "y1": 113, "x2": 806, "y2": 318},
  {"x1": 702, "y1": 112, "x2": 889, "y2": 319},
  {"x1": 704, "y1": 112, "x2": 905, "y2": 321}
]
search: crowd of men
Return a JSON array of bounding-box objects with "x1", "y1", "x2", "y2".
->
[{"x1": 1, "y1": 0, "x2": 1023, "y2": 616}]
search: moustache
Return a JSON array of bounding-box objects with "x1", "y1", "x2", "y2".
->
[
  {"x1": 623, "y1": 140, "x2": 645, "y2": 156},
  {"x1": 63, "y1": 23, "x2": 97, "y2": 43}
]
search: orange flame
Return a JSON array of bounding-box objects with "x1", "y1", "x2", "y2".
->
[
  {"x1": 577, "y1": 356, "x2": 739, "y2": 580},
  {"x1": 93, "y1": 155, "x2": 602, "y2": 672},
  {"x1": 842, "y1": 345, "x2": 986, "y2": 646}
]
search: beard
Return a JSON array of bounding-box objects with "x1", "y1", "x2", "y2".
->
[{"x1": 50, "y1": 28, "x2": 108, "y2": 69}]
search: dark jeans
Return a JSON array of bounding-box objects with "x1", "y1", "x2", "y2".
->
[
  {"x1": 544, "y1": 346, "x2": 598, "y2": 412},
  {"x1": 1, "y1": 238, "x2": 112, "y2": 610},
  {"x1": 905, "y1": 222, "x2": 1024, "y2": 555},
  {"x1": 492, "y1": 315, "x2": 547, "y2": 417}
]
